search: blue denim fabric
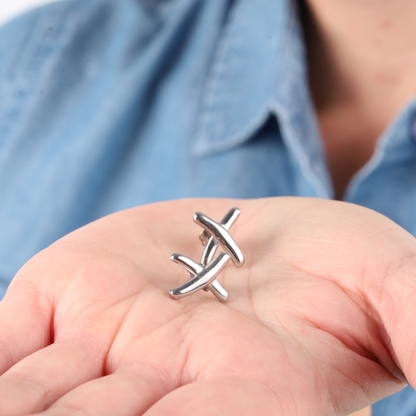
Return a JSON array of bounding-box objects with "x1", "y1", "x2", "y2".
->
[{"x1": 1, "y1": 0, "x2": 416, "y2": 413}]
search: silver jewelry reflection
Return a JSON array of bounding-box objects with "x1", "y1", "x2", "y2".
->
[{"x1": 169, "y1": 208, "x2": 244, "y2": 303}]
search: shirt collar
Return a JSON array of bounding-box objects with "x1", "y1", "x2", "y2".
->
[{"x1": 193, "y1": 0, "x2": 332, "y2": 197}]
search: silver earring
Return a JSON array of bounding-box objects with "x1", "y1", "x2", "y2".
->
[{"x1": 169, "y1": 208, "x2": 244, "y2": 303}]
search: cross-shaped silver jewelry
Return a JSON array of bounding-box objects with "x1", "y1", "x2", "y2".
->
[{"x1": 169, "y1": 208, "x2": 244, "y2": 303}]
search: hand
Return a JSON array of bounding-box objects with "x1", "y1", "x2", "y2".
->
[{"x1": 0, "y1": 197, "x2": 414, "y2": 415}]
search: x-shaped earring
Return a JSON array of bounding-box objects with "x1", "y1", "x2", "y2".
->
[{"x1": 169, "y1": 208, "x2": 244, "y2": 303}]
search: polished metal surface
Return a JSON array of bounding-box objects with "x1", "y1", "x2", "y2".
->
[
  {"x1": 169, "y1": 252, "x2": 230, "y2": 300},
  {"x1": 195, "y1": 211, "x2": 244, "y2": 268},
  {"x1": 169, "y1": 207, "x2": 244, "y2": 303}
]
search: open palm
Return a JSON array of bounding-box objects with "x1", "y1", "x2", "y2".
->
[{"x1": 0, "y1": 197, "x2": 414, "y2": 415}]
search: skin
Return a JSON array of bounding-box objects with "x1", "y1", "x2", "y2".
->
[
  {"x1": 303, "y1": 0, "x2": 416, "y2": 199},
  {"x1": 1, "y1": 197, "x2": 416, "y2": 415}
]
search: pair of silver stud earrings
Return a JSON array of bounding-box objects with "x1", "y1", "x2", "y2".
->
[{"x1": 169, "y1": 208, "x2": 244, "y2": 303}]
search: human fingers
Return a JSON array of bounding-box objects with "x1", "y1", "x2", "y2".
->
[
  {"x1": 0, "y1": 249, "x2": 155, "y2": 415},
  {"x1": 31, "y1": 365, "x2": 170, "y2": 416},
  {"x1": 0, "y1": 338, "x2": 108, "y2": 415},
  {"x1": 0, "y1": 279, "x2": 51, "y2": 375}
]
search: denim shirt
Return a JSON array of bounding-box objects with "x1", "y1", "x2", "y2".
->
[{"x1": 1, "y1": 0, "x2": 416, "y2": 413}]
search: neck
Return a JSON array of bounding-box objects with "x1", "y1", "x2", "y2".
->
[
  {"x1": 302, "y1": 0, "x2": 416, "y2": 199},
  {"x1": 304, "y1": 0, "x2": 416, "y2": 125}
]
